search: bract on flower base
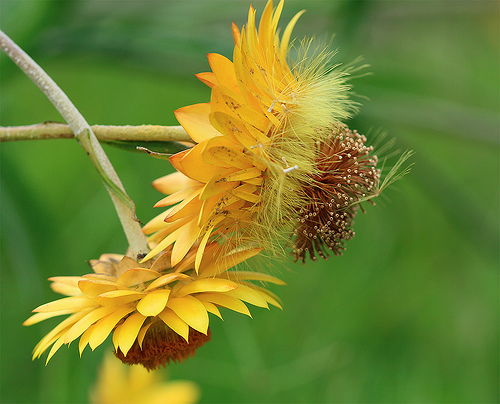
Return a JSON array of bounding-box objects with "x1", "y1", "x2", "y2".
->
[{"x1": 24, "y1": 247, "x2": 284, "y2": 369}]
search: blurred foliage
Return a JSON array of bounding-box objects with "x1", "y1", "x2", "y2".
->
[{"x1": 1, "y1": 1, "x2": 498, "y2": 403}]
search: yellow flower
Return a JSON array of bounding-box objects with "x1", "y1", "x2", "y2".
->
[
  {"x1": 24, "y1": 246, "x2": 283, "y2": 370},
  {"x1": 143, "y1": 0, "x2": 357, "y2": 268},
  {"x1": 90, "y1": 352, "x2": 200, "y2": 404}
]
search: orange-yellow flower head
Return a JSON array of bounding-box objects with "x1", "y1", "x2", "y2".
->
[
  {"x1": 90, "y1": 352, "x2": 201, "y2": 404},
  {"x1": 24, "y1": 247, "x2": 283, "y2": 370},
  {"x1": 143, "y1": 0, "x2": 359, "y2": 267}
]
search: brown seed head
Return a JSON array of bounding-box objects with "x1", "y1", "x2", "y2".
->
[
  {"x1": 115, "y1": 324, "x2": 211, "y2": 370},
  {"x1": 293, "y1": 122, "x2": 381, "y2": 262}
]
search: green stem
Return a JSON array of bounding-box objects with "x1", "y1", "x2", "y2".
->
[
  {"x1": 0, "y1": 30, "x2": 149, "y2": 257},
  {"x1": 0, "y1": 123, "x2": 191, "y2": 143}
]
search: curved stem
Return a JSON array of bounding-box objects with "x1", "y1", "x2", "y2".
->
[{"x1": 0, "y1": 30, "x2": 150, "y2": 257}]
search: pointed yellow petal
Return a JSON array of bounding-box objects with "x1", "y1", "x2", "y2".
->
[
  {"x1": 145, "y1": 273, "x2": 190, "y2": 291},
  {"x1": 196, "y1": 72, "x2": 219, "y2": 88},
  {"x1": 137, "y1": 321, "x2": 153, "y2": 348},
  {"x1": 195, "y1": 226, "x2": 214, "y2": 273},
  {"x1": 201, "y1": 301, "x2": 223, "y2": 319},
  {"x1": 116, "y1": 268, "x2": 161, "y2": 288},
  {"x1": 154, "y1": 186, "x2": 201, "y2": 208},
  {"x1": 197, "y1": 293, "x2": 251, "y2": 317},
  {"x1": 226, "y1": 284, "x2": 269, "y2": 308},
  {"x1": 176, "y1": 278, "x2": 238, "y2": 297},
  {"x1": 32, "y1": 309, "x2": 93, "y2": 359},
  {"x1": 158, "y1": 308, "x2": 190, "y2": 342},
  {"x1": 49, "y1": 276, "x2": 81, "y2": 296},
  {"x1": 207, "y1": 53, "x2": 239, "y2": 93},
  {"x1": 79, "y1": 325, "x2": 93, "y2": 356},
  {"x1": 117, "y1": 312, "x2": 147, "y2": 356},
  {"x1": 200, "y1": 247, "x2": 262, "y2": 278},
  {"x1": 152, "y1": 171, "x2": 198, "y2": 195},
  {"x1": 171, "y1": 217, "x2": 201, "y2": 267},
  {"x1": 280, "y1": 9, "x2": 306, "y2": 60},
  {"x1": 175, "y1": 103, "x2": 221, "y2": 143},
  {"x1": 45, "y1": 333, "x2": 67, "y2": 365},
  {"x1": 65, "y1": 306, "x2": 117, "y2": 344},
  {"x1": 142, "y1": 227, "x2": 183, "y2": 262},
  {"x1": 166, "y1": 296, "x2": 209, "y2": 334},
  {"x1": 78, "y1": 279, "x2": 117, "y2": 297},
  {"x1": 88, "y1": 305, "x2": 135, "y2": 350},
  {"x1": 24, "y1": 310, "x2": 76, "y2": 326},
  {"x1": 252, "y1": 285, "x2": 283, "y2": 309},
  {"x1": 225, "y1": 270, "x2": 286, "y2": 285},
  {"x1": 199, "y1": 169, "x2": 239, "y2": 201},
  {"x1": 223, "y1": 166, "x2": 262, "y2": 182},
  {"x1": 136, "y1": 289, "x2": 171, "y2": 317},
  {"x1": 33, "y1": 296, "x2": 95, "y2": 313},
  {"x1": 96, "y1": 289, "x2": 145, "y2": 306}
]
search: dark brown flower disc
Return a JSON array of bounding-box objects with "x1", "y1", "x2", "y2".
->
[
  {"x1": 115, "y1": 325, "x2": 211, "y2": 370},
  {"x1": 293, "y1": 122, "x2": 380, "y2": 262}
]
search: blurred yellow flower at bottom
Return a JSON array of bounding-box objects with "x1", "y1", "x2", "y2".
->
[{"x1": 90, "y1": 352, "x2": 200, "y2": 404}]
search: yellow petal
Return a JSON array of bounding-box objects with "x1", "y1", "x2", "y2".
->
[
  {"x1": 252, "y1": 285, "x2": 283, "y2": 309},
  {"x1": 136, "y1": 289, "x2": 171, "y2": 317},
  {"x1": 65, "y1": 306, "x2": 117, "y2": 344},
  {"x1": 32, "y1": 309, "x2": 93, "y2": 359},
  {"x1": 195, "y1": 225, "x2": 214, "y2": 273},
  {"x1": 118, "y1": 256, "x2": 142, "y2": 273},
  {"x1": 211, "y1": 85, "x2": 269, "y2": 133},
  {"x1": 154, "y1": 186, "x2": 201, "y2": 208},
  {"x1": 89, "y1": 306, "x2": 134, "y2": 350},
  {"x1": 79, "y1": 325, "x2": 93, "y2": 356},
  {"x1": 96, "y1": 289, "x2": 145, "y2": 306},
  {"x1": 230, "y1": 183, "x2": 260, "y2": 204},
  {"x1": 199, "y1": 169, "x2": 239, "y2": 201},
  {"x1": 88, "y1": 306, "x2": 136, "y2": 350},
  {"x1": 223, "y1": 166, "x2": 262, "y2": 182},
  {"x1": 33, "y1": 296, "x2": 95, "y2": 313},
  {"x1": 209, "y1": 111, "x2": 260, "y2": 150},
  {"x1": 166, "y1": 296, "x2": 209, "y2": 334},
  {"x1": 78, "y1": 279, "x2": 117, "y2": 297},
  {"x1": 145, "y1": 273, "x2": 190, "y2": 291},
  {"x1": 45, "y1": 333, "x2": 67, "y2": 365},
  {"x1": 152, "y1": 171, "x2": 198, "y2": 195},
  {"x1": 23, "y1": 310, "x2": 76, "y2": 326},
  {"x1": 225, "y1": 284, "x2": 269, "y2": 308},
  {"x1": 116, "y1": 268, "x2": 161, "y2": 288},
  {"x1": 158, "y1": 308, "x2": 189, "y2": 342},
  {"x1": 280, "y1": 9, "x2": 306, "y2": 61},
  {"x1": 142, "y1": 227, "x2": 183, "y2": 262},
  {"x1": 196, "y1": 71, "x2": 219, "y2": 88},
  {"x1": 49, "y1": 276, "x2": 81, "y2": 296},
  {"x1": 117, "y1": 312, "x2": 147, "y2": 356},
  {"x1": 207, "y1": 52, "x2": 239, "y2": 94},
  {"x1": 177, "y1": 142, "x2": 224, "y2": 183},
  {"x1": 201, "y1": 301, "x2": 223, "y2": 319},
  {"x1": 225, "y1": 270, "x2": 286, "y2": 285},
  {"x1": 197, "y1": 293, "x2": 251, "y2": 317},
  {"x1": 175, "y1": 278, "x2": 238, "y2": 297},
  {"x1": 200, "y1": 247, "x2": 262, "y2": 278},
  {"x1": 174, "y1": 103, "x2": 221, "y2": 143},
  {"x1": 137, "y1": 321, "x2": 153, "y2": 348},
  {"x1": 171, "y1": 217, "x2": 201, "y2": 267}
]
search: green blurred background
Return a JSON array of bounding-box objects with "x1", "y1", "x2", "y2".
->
[{"x1": 1, "y1": 1, "x2": 498, "y2": 403}]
